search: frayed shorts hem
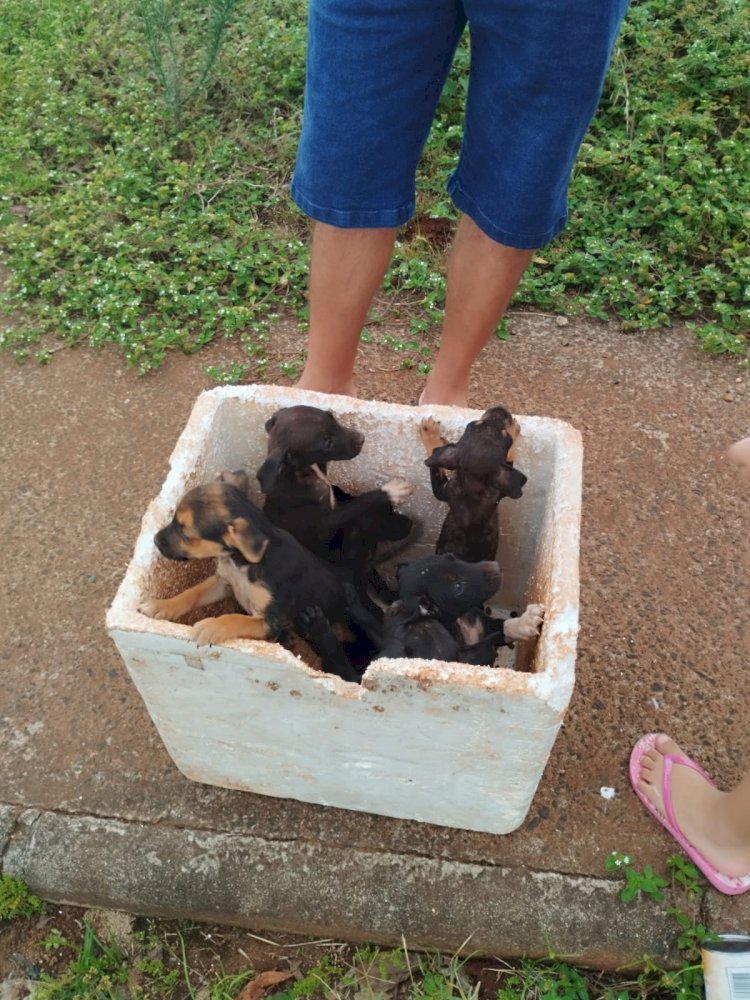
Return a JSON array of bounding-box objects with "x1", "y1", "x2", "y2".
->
[
  {"x1": 447, "y1": 177, "x2": 567, "y2": 251},
  {"x1": 291, "y1": 182, "x2": 414, "y2": 229}
]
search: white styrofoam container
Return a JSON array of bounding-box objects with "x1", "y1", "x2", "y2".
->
[{"x1": 107, "y1": 384, "x2": 582, "y2": 834}]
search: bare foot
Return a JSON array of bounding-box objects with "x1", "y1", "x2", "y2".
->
[
  {"x1": 727, "y1": 435, "x2": 750, "y2": 481},
  {"x1": 636, "y1": 735, "x2": 750, "y2": 879},
  {"x1": 417, "y1": 387, "x2": 468, "y2": 407},
  {"x1": 294, "y1": 369, "x2": 358, "y2": 397}
]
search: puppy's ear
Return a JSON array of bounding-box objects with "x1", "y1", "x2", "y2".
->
[
  {"x1": 425, "y1": 443, "x2": 460, "y2": 470},
  {"x1": 256, "y1": 450, "x2": 288, "y2": 493},
  {"x1": 223, "y1": 518, "x2": 269, "y2": 563},
  {"x1": 218, "y1": 469, "x2": 251, "y2": 495},
  {"x1": 495, "y1": 466, "x2": 527, "y2": 500}
]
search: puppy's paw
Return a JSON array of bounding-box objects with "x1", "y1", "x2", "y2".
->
[
  {"x1": 503, "y1": 603, "x2": 545, "y2": 641},
  {"x1": 138, "y1": 596, "x2": 186, "y2": 621},
  {"x1": 382, "y1": 477, "x2": 413, "y2": 506},
  {"x1": 192, "y1": 617, "x2": 228, "y2": 647},
  {"x1": 191, "y1": 614, "x2": 267, "y2": 646},
  {"x1": 419, "y1": 417, "x2": 446, "y2": 454},
  {"x1": 295, "y1": 604, "x2": 328, "y2": 628},
  {"x1": 296, "y1": 604, "x2": 328, "y2": 635}
]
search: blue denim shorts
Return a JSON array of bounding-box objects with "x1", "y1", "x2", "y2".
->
[{"x1": 291, "y1": 0, "x2": 630, "y2": 249}]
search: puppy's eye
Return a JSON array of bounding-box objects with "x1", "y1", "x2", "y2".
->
[
  {"x1": 174, "y1": 522, "x2": 188, "y2": 540},
  {"x1": 453, "y1": 580, "x2": 465, "y2": 595}
]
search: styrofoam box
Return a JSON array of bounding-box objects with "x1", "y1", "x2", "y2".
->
[{"x1": 107, "y1": 384, "x2": 582, "y2": 834}]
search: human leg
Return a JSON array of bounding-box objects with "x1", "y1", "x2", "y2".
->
[
  {"x1": 418, "y1": 0, "x2": 630, "y2": 406},
  {"x1": 631, "y1": 734, "x2": 750, "y2": 890},
  {"x1": 296, "y1": 224, "x2": 397, "y2": 395},
  {"x1": 291, "y1": 0, "x2": 466, "y2": 395},
  {"x1": 629, "y1": 438, "x2": 750, "y2": 895},
  {"x1": 421, "y1": 217, "x2": 533, "y2": 406},
  {"x1": 727, "y1": 435, "x2": 750, "y2": 480}
]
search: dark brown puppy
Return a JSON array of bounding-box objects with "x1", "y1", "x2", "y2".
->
[
  {"x1": 420, "y1": 406, "x2": 527, "y2": 563},
  {"x1": 257, "y1": 405, "x2": 414, "y2": 605},
  {"x1": 138, "y1": 477, "x2": 380, "y2": 682}
]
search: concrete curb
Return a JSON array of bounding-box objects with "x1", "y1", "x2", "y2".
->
[{"x1": 2, "y1": 805, "x2": 676, "y2": 969}]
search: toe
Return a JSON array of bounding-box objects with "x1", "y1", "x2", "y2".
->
[{"x1": 653, "y1": 734, "x2": 683, "y2": 757}]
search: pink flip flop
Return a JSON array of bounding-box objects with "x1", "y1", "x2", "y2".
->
[{"x1": 629, "y1": 733, "x2": 750, "y2": 896}]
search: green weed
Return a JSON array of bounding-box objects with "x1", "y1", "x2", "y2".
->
[
  {"x1": 205, "y1": 358, "x2": 251, "y2": 384},
  {"x1": 207, "y1": 969, "x2": 256, "y2": 999},
  {"x1": 0, "y1": 873, "x2": 45, "y2": 921},
  {"x1": 496, "y1": 958, "x2": 591, "y2": 1000},
  {"x1": 139, "y1": 0, "x2": 243, "y2": 127},
  {"x1": 35, "y1": 919, "x2": 256, "y2": 998},
  {"x1": 604, "y1": 851, "x2": 669, "y2": 902},
  {"x1": 35, "y1": 919, "x2": 130, "y2": 999},
  {"x1": 412, "y1": 952, "x2": 481, "y2": 1000},
  {"x1": 269, "y1": 954, "x2": 346, "y2": 1000},
  {"x1": 604, "y1": 852, "x2": 711, "y2": 1000},
  {"x1": 0, "y1": 0, "x2": 747, "y2": 371}
]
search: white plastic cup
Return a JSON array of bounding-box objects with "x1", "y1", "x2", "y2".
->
[{"x1": 702, "y1": 933, "x2": 750, "y2": 1000}]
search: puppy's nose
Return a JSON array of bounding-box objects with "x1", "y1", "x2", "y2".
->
[{"x1": 154, "y1": 527, "x2": 184, "y2": 560}]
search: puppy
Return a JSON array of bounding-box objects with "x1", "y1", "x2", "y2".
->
[
  {"x1": 420, "y1": 406, "x2": 527, "y2": 563},
  {"x1": 138, "y1": 477, "x2": 380, "y2": 682},
  {"x1": 379, "y1": 553, "x2": 543, "y2": 664},
  {"x1": 257, "y1": 404, "x2": 414, "y2": 604},
  {"x1": 454, "y1": 602, "x2": 546, "y2": 652},
  {"x1": 379, "y1": 554, "x2": 505, "y2": 663}
]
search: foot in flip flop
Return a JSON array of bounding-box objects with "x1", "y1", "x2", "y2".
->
[{"x1": 629, "y1": 733, "x2": 750, "y2": 895}]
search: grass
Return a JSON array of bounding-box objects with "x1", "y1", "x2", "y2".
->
[
  {"x1": 0, "y1": 857, "x2": 715, "y2": 1000},
  {"x1": 0, "y1": 873, "x2": 46, "y2": 921},
  {"x1": 0, "y1": 0, "x2": 747, "y2": 376}
]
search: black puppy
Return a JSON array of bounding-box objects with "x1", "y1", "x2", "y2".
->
[
  {"x1": 420, "y1": 406, "x2": 527, "y2": 563},
  {"x1": 257, "y1": 405, "x2": 414, "y2": 604},
  {"x1": 379, "y1": 553, "x2": 505, "y2": 664},
  {"x1": 138, "y1": 477, "x2": 381, "y2": 683},
  {"x1": 379, "y1": 553, "x2": 544, "y2": 664}
]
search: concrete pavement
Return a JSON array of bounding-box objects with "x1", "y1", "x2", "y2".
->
[{"x1": 1, "y1": 316, "x2": 749, "y2": 967}]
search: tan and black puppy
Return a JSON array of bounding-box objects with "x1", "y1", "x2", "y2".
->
[
  {"x1": 138, "y1": 476, "x2": 379, "y2": 682},
  {"x1": 257, "y1": 405, "x2": 414, "y2": 607},
  {"x1": 420, "y1": 406, "x2": 527, "y2": 563}
]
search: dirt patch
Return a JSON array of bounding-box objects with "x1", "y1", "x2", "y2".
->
[
  {"x1": 0, "y1": 909, "x2": 346, "y2": 996},
  {"x1": 0, "y1": 908, "x2": 523, "y2": 999},
  {"x1": 0, "y1": 906, "x2": 89, "y2": 982}
]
